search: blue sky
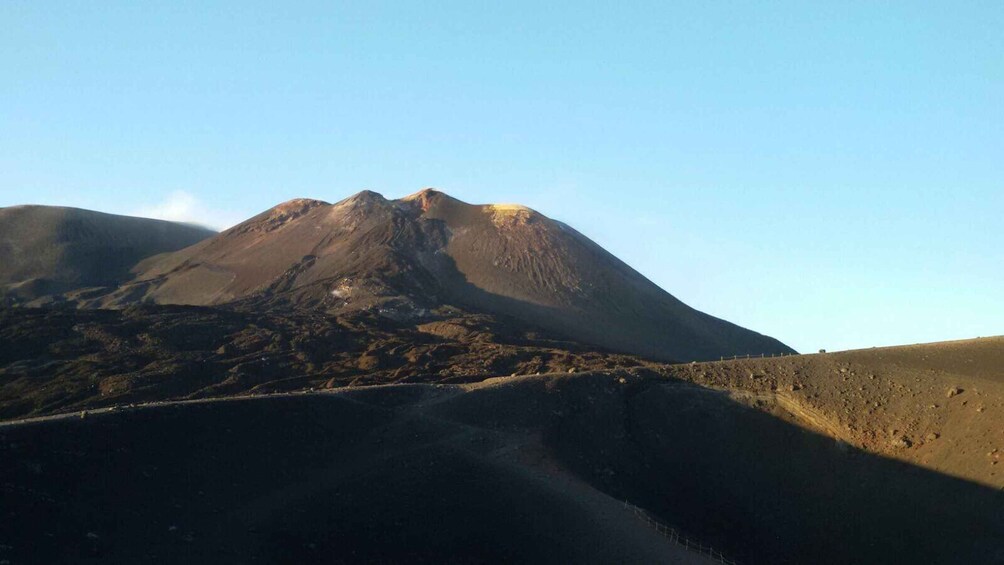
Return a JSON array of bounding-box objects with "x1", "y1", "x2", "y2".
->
[{"x1": 2, "y1": 1, "x2": 1001, "y2": 353}]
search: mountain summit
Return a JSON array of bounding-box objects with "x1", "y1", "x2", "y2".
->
[{"x1": 93, "y1": 189, "x2": 792, "y2": 361}]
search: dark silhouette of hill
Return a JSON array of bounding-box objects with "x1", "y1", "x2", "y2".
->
[
  {"x1": 92, "y1": 189, "x2": 792, "y2": 361},
  {"x1": 0, "y1": 205, "x2": 214, "y2": 304},
  {"x1": 2, "y1": 373, "x2": 1001, "y2": 564}
]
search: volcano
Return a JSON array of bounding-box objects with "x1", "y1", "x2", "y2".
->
[
  {"x1": 4, "y1": 193, "x2": 1001, "y2": 565},
  {"x1": 93, "y1": 189, "x2": 792, "y2": 361}
]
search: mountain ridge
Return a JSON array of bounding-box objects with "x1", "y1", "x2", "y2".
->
[
  {"x1": 87, "y1": 188, "x2": 793, "y2": 361},
  {"x1": 0, "y1": 191, "x2": 793, "y2": 361}
]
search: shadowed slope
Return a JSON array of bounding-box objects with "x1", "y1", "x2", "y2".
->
[
  {"x1": 2, "y1": 373, "x2": 1000, "y2": 564},
  {"x1": 0, "y1": 206, "x2": 214, "y2": 303}
]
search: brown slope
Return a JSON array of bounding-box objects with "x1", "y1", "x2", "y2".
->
[
  {"x1": 0, "y1": 205, "x2": 215, "y2": 303},
  {"x1": 99, "y1": 189, "x2": 792, "y2": 361},
  {"x1": 408, "y1": 189, "x2": 793, "y2": 361},
  {"x1": 665, "y1": 336, "x2": 1004, "y2": 489},
  {"x1": 97, "y1": 193, "x2": 442, "y2": 310}
]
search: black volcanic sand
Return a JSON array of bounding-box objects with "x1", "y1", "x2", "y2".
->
[{"x1": 2, "y1": 373, "x2": 1002, "y2": 564}]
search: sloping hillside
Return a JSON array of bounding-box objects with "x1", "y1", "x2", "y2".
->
[
  {"x1": 2, "y1": 372, "x2": 1000, "y2": 564},
  {"x1": 666, "y1": 336, "x2": 1004, "y2": 488},
  {"x1": 0, "y1": 205, "x2": 214, "y2": 303}
]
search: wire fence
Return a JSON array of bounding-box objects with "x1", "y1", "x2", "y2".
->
[
  {"x1": 622, "y1": 500, "x2": 738, "y2": 565},
  {"x1": 718, "y1": 352, "x2": 796, "y2": 361}
]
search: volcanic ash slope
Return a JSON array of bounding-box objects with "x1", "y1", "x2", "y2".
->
[{"x1": 98, "y1": 189, "x2": 792, "y2": 362}]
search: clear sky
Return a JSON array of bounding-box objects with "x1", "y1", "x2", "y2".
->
[{"x1": 2, "y1": 1, "x2": 1001, "y2": 353}]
